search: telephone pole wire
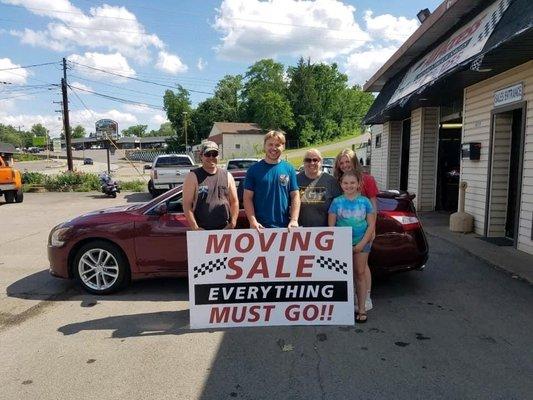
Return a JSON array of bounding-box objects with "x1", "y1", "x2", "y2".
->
[{"x1": 61, "y1": 57, "x2": 73, "y2": 171}]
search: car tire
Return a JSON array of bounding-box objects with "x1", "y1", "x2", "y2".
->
[
  {"x1": 111, "y1": 191, "x2": 117, "y2": 198},
  {"x1": 15, "y1": 189, "x2": 23, "y2": 203},
  {"x1": 148, "y1": 179, "x2": 158, "y2": 198},
  {"x1": 4, "y1": 191, "x2": 15, "y2": 203},
  {"x1": 73, "y1": 240, "x2": 130, "y2": 295}
]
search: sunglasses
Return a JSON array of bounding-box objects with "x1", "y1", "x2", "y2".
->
[
  {"x1": 304, "y1": 158, "x2": 320, "y2": 163},
  {"x1": 203, "y1": 151, "x2": 218, "y2": 158}
]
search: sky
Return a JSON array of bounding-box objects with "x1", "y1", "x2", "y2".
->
[{"x1": 0, "y1": 0, "x2": 441, "y2": 137}]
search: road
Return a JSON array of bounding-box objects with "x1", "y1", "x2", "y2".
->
[{"x1": 1, "y1": 193, "x2": 532, "y2": 399}]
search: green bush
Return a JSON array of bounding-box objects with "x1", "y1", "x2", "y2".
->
[
  {"x1": 44, "y1": 172, "x2": 100, "y2": 192},
  {"x1": 22, "y1": 171, "x2": 46, "y2": 184},
  {"x1": 120, "y1": 180, "x2": 145, "y2": 192}
]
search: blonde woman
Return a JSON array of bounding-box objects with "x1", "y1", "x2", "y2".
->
[{"x1": 334, "y1": 148, "x2": 379, "y2": 313}]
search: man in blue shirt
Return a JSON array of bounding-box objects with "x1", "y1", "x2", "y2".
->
[{"x1": 243, "y1": 130, "x2": 300, "y2": 229}]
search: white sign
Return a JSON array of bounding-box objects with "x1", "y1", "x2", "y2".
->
[
  {"x1": 52, "y1": 139, "x2": 61, "y2": 153},
  {"x1": 187, "y1": 228, "x2": 354, "y2": 329},
  {"x1": 388, "y1": 0, "x2": 511, "y2": 105},
  {"x1": 494, "y1": 83, "x2": 523, "y2": 107}
]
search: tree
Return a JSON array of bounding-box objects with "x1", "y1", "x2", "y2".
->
[
  {"x1": 71, "y1": 125, "x2": 86, "y2": 139},
  {"x1": 242, "y1": 59, "x2": 294, "y2": 131},
  {"x1": 121, "y1": 125, "x2": 148, "y2": 137},
  {"x1": 163, "y1": 85, "x2": 195, "y2": 149},
  {"x1": 157, "y1": 122, "x2": 175, "y2": 136},
  {"x1": 214, "y1": 74, "x2": 243, "y2": 121},
  {"x1": 0, "y1": 124, "x2": 23, "y2": 147},
  {"x1": 31, "y1": 123, "x2": 48, "y2": 137}
]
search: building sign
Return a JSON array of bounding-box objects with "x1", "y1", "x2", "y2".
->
[
  {"x1": 494, "y1": 83, "x2": 523, "y2": 107},
  {"x1": 32, "y1": 136, "x2": 46, "y2": 146},
  {"x1": 187, "y1": 228, "x2": 354, "y2": 329},
  {"x1": 388, "y1": 0, "x2": 511, "y2": 106},
  {"x1": 52, "y1": 139, "x2": 61, "y2": 153},
  {"x1": 95, "y1": 119, "x2": 118, "y2": 139}
]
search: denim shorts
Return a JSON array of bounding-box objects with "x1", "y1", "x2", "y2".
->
[{"x1": 361, "y1": 242, "x2": 373, "y2": 253}]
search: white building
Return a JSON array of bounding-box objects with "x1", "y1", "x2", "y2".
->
[
  {"x1": 208, "y1": 122, "x2": 264, "y2": 159},
  {"x1": 363, "y1": 0, "x2": 533, "y2": 254}
]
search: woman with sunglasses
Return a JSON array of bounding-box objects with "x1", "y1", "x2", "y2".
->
[{"x1": 297, "y1": 149, "x2": 341, "y2": 227}]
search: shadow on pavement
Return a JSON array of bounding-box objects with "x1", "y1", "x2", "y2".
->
[
  {"x1": 7, "y1": 270, "x2": 190, "y2": 303},
  {"x1": 124, "y1": 192, "x2": 152, "y2": 203}
]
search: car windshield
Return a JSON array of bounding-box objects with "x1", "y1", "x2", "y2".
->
[
  {"x1": 227, "y1": 160, "x2": 257, "y2": 170},
  {"x1": 322, "y1": 157, "x2": 335, "y2": 167},
  {"x1": 155, "y1": 156, "x2": 192, "y2": 167}
]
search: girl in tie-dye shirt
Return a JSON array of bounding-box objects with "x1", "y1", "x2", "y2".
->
[{"x1": 328, "y1": 170, "x2": 376, "y2": 324}]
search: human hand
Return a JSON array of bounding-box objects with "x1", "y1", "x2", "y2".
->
[
  {"x1": 353, "y1": 243, "x2": 363, "y2": 253},
  {"x1": 288, "y1": 219, "x2": 299, "y2": 231},
  {"x1": 224, "y1": 221, "x2": 236, "y2": 229},
  {"x1": 250, "y1": 221, "x2": 264, "y2": 232}
]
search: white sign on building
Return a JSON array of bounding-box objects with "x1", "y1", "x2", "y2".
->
[
  {"x1": 187, "y1": 228, "x2": 354, "y2": 329},
  {"x1": 52, "y1": 139, "x2": 61, "y2": 153},
  {"x1": 388, "y1": 0, "x2": 511, "y2": 105},
  {"x1": 494, "y1": 83, "x2": 523, "y2": 107}
]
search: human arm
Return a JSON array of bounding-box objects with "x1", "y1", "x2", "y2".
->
[
  {"x1": 182, "y1": 172, "x2": 202, "y2": 230},
  {"x1": 225, "y1": 173, "x2": 239, "y2": 229},
  {"x1": 288, "y1": 190, "x2": 300, "y2": 229},
  {"x1": 353, "y1": 200, "x2": 376, "y2": 253},
  {"x1": 327, "y1": 213, "x2": 337, "y2": 227},
  {"x1": 243, "y1": 189, "x2": 263, "y2": 231}
]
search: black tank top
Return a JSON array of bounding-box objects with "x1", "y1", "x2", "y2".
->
[{"x1": 192, "y1": 167, "x2": 230, "y2": 230}]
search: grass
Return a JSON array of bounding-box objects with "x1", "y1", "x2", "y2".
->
[{"x1": 14, "y1": 153, "x2": 45, "y2": 162}]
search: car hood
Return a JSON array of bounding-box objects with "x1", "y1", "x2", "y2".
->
[{"x1": 69, "y1": 204, "x2": 141, "y2": 223}]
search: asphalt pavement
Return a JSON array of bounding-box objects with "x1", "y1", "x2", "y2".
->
[{"x1": 0, "y1": 193, "x2": 532, "y2": 399}]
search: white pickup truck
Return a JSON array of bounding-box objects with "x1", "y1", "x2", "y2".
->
[{"x1": 146, "y1": 154, "x2": 196, "y2": 197}]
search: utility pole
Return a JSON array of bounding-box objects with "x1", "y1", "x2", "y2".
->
[
  {"x1": 61, "y1": 57, "x2": 73, "y2": 171},
  {"x1": 182, "y1": 111, "x2": 188, "y2": 154}
]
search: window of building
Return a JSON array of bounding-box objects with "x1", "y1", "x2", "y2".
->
[
  {"x1": 375, "y1": 134, "x2": 381, "y2": 148},
  {"x1": 235, "y1": 144, "x2": 241, "y2": 149}
]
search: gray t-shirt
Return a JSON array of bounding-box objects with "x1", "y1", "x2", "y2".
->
[{"x1": 297, "y1": 172, "x2": 342, "y2": 227}]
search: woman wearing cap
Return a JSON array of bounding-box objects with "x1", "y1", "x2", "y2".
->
[
  {"x1": 334, "y1": 148, "x2": 379, "y2": 314},
  {"x1": 297, "y1": 149, "x2": 341, "y2": 227},
  {"x1": 182, "y1": 141, "x2": 239, "y2": 230}
]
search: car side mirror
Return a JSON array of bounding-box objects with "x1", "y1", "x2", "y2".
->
[
  {"x1": 154, "y1": 203, "x2": 168, "y2": 215},
  {"x1": 144, "y1": 164, "x2": 151, "y2": 170}
]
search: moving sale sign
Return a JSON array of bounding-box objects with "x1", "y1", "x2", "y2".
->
[{"x1": 187, "y1": 227, "x2": 354, "y2": 329}]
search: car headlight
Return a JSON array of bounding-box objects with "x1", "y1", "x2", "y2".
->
[{"x1": 50, "y1": 227, "x2": 72, "y2": 247}]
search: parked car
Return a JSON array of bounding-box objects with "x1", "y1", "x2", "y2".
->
[
  {"x1": 83, "y1": 158, "x2": 94, "y2": 165},
  {"x1": 48, "y1": 172, "x2": 429, "y2": 294},
  {"x1": 146, "y1": 154, "x2": 196, "y2": 198},
  {"x1": 226, "y1": 158, "x2": 260, "y2": 170},
  {"x1": 0, "y1": 155, "x2": 23, "y2": 203}
]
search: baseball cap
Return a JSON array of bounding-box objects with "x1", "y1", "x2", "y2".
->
[{"x1": 201, "y1": 141, "x2": 219, "y2": 154}]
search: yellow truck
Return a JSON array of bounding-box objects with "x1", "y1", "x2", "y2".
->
[{"x1": 0, "y1": 154, "x2": 23, "y2": 203}]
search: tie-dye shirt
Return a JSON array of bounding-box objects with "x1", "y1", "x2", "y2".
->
[{"x1": 328, "y1": 194, "x2": 374, "y2": 245}]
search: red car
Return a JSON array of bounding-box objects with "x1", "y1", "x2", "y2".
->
[{"x1": 48, "y1": 172, "x2": 428, "y2": 294}]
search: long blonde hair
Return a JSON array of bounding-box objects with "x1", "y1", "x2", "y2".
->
[{"x1": 333, "y1": 148, "x2": 362, "y2": 180}]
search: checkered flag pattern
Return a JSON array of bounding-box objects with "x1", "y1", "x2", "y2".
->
[
  {"x1": 316, "y1": 256, "x2": 348, "y2": 275},
  {"x1": 476, "y1": 0, "x2": 510, "y2": 43},
  {"x1": 193, "y1": 257, "x2": 228, "y2": 279}
]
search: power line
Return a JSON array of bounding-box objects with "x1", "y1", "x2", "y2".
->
[
  {"x1": 69, "y1": 74, "x2": 165, "y2": 99},
  {"x1": 68, "y1": 84, "x2": 165, "y2": 110},
  {"x1": 0, "y1": 61, "x2": 59, "y2": 72},
  {"x1": 69, "y1": 61, "x2": 214, "y2": 95}
]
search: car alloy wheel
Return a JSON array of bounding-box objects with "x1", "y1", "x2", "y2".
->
[{"x1": 74, "y1": 241, "x2": 129, "y2": 294}]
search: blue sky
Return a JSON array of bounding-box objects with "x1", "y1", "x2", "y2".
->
[{"x1": 0, "y1": 0, "x2": 441, "y2": 136}]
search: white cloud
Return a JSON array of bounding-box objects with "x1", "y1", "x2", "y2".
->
[
  {"x1": 4, "y1": 0, "x2": 168, "y2": 63},
  {"x1": 213, "y1": 0, "x2": 370, "y2": 61},
  {"x1": 0, "y1": 113, "x2": 64, "y2": 136},
  {"x1": 197, "y1": 57, "x2": 207, "y2": 71},
  {"x1": 155, "y1": 51, "x2": 188, "y2": 74},
  {"x1": 0, "y1": 58, "x2": 29, "y2": 84},
  {"x1": 151, "y1": 113, "x2": 168, "y2": 126},
  {"x1": 364, "y1": 11, "x2": 419, "y2": 43},
  {"x1": 344, "y1": 45, "x2": 398, "y2": 85},
  {"x1": 68, "y1": 52, "x2": 136, "y2": 82}
]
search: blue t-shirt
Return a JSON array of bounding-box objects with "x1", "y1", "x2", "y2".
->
[
  {"x1": 329, "y1": 194, "x2": 374, "y2": 245},
  {"x1": 244, "y1": 160, "x2": 298, "y2": 228}
]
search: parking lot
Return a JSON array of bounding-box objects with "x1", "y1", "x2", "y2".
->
[{"x1": 1, "y1": 192, "x2": 532, "y2": 399}]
